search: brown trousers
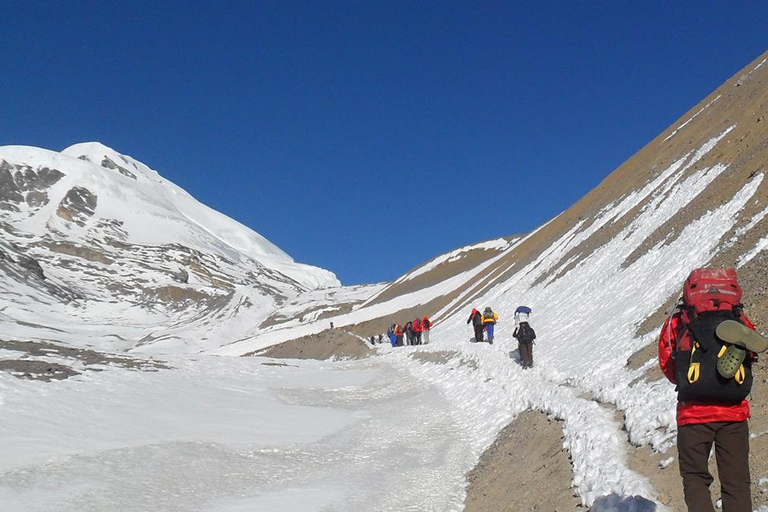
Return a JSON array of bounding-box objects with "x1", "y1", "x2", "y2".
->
[
  {"x1": 518, "y1": 341, "x2": 533, "y2": 368},
  {"x1": 677, "y1": 421, "x2": 751, "y2": 512}
]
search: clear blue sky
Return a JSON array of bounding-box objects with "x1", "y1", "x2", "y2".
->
[{"x1": 2, "y1": 2, "x2": 767, "y2": 285}]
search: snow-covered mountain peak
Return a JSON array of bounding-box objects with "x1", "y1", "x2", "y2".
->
[
  {"x1": 0, "y1": 142, "x2": 338, "y2": 288},
  {"x1": 0, "y1": 142, "x2": 340, "y2": 353},
  {"x1": 61, "y1": 142, "x2": 160, "y2": 182}
]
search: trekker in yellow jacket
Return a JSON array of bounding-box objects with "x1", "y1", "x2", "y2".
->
[{"x1": 482, "y1": 307, "x2": 499, "y2": 344}]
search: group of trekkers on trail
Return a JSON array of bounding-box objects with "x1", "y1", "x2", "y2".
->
[
  {"x1": 467, "y1": 305, "x2": 537, "y2": 368},
  {"x1": 386, "y1": 316, "x2": 432, "y2": 347}
]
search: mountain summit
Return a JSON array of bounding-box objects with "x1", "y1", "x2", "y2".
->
[{"x1": 0, "y1": 142, "x2": 339, "y2": 352}]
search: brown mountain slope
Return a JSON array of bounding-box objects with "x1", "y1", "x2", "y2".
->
[
  {"x1": 268, "y1": 49, "x2": 768, "y2": 354},
  {"x1": 436, "y1": 49, "x2": 768, "y2": 329}
]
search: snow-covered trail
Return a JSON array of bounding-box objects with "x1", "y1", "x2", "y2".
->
[
  {"x1": 381, "y1": 333, "x2": 665, "y2": 509},
  {"x1": 0, "y1": 319, "x2": 683, "y2": 512},
  {"x1": 0, "y1": 354, "x2": 476, "y2": 512}
]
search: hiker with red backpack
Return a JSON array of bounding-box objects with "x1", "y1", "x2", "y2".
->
[
  {"x1": 658, "y1": 268, "x2": 768, "y2": 512},
  {"x1": 413, "y1": 317, "x2": 423, "y2": 345},
  {"x1": 422, "y1": 316, "x2": 432, "y2": 344}
]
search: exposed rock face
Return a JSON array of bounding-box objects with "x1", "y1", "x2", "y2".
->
[
  {"x1": 56, "y1": 186, "x2": 97, "y2": 225},
  {"x1": 0, "y1": 162, "x2": 24, "y2": 207},
  {"x1": 0, "y1": 236, "x2": 73, "y2": 299},
  {"x1": 101, "y1": 157, "x2": 137, "y2": 180},
  {"x1": 25, "y1": 190, "x2": 48, "y2": 207},
  {"x1": 14, "y1": 253, "x2": 45, "y2": 280},
  {"x1": 42, "y1": 241, "x2": 114, "y2": 265},
  {"x1": 14, "y1": 166, "x2": 65, "y2": 192},
  {"x1": 0, "y1": 161, "x2": 64, "y2": 211}
]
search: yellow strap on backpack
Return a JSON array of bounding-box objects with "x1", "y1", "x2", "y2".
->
[
  {"x1": 735, "y1": 365, "x2": 746, "y2": 385},
  {"x1": 687, "y1": 342, "x2": 701, "y2": 383},
  {"x1": 687, "y1": 362, "x2": 700, "y2": 384}
]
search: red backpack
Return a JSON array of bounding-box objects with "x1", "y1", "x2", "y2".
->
[
  {"x1": 682, "y1": 268, "x2": 742, "y2": 314},
  {"x1": 675, "y1": 268, "x2": 752, "y2": 403}
]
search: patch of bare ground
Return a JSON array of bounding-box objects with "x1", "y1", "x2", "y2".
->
[
  {"x1": 365, "y1": 244, "x2": 507, "y2": 307},
  {"x1": 0, "y1": 359, "x2": 79, "y2": 381},
  {"x1": 464, "y1": 409, "x2": 583, "y2": 512},
  {"x1": 409, "y1": 350, "x2": 459, "y2": 365},
  {"x1": 410, "y1": 350, "x2": 479, "y2": 371},
  {"x1": 745, "y1": 371, "x2": 768, "y2": 508},
  {"x1": 0, "y1": 338, "x2": 170, "y2": 381},
  {"x1": 259, "y1": 303, "x2": 355, "y2": 329},
  {"x1": 624, "y1": 424, "x2": 686, "y2": 511},
  {"x1": 246, "y1": 328, "x2": 374, "y2": 360}
]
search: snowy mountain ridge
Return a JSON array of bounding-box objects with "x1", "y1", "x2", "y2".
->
[
  {"x1": 0, "y1": 142, "x2": 341, "y2": 352},
  {"x1": 8, "y1": 141, "x2": 337, "y2": 285}
]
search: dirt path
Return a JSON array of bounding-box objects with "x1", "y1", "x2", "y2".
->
[{"x1": 464, "y1": 409, "x2": 584, "y2": 512}]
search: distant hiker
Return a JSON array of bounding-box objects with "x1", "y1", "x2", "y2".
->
[
  {"x1": 405, "y1": 321, "x2": 414, "y2": 346},
  {"x1": 395, "y1": 324, "x2": 404, "y2": 347},
  {"x1": 377, "y1": 334, "x2": 382, "y2": 344},
  {"x1": 330, "y1": 322, "x2": 334, "y2": 329},
  {"x1": 482, "y1": 306, "x2": 498, "y2": 344},
  {"x1": 387, "y1": 324, "x2": 397, "y2": 347},
  {"x1": 422, "y1": 316, "x2": 432, "y2": 344},
  {"x1": 467, "y1": 308, "x2": 484, "y2": 342},
  {"x1": 413, "y1": 317, "x2": 423, "y2": 345},
  {"x1": 658, "y1": 268, "x2": 768, "y2": 512},
  {"x1": 512, "y1": 306, "x2": 536, "y2": 368},
  {"x1": 369, "y1": 336, "x2": 375, "y2": 345}
]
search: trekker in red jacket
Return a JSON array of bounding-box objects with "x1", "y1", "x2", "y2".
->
[
  {"x1": 467, "y1": 308, "x2": 484, "y2": 343},
  {"x1": 658, "y1": 268, "x2": 766, "y2": 512},
  {"x1": 422, "y1": 316, "x2": 432, "y2": 344},
  {"x1": 413, "y1": 317, "x2": 423, "y2": 345}
]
